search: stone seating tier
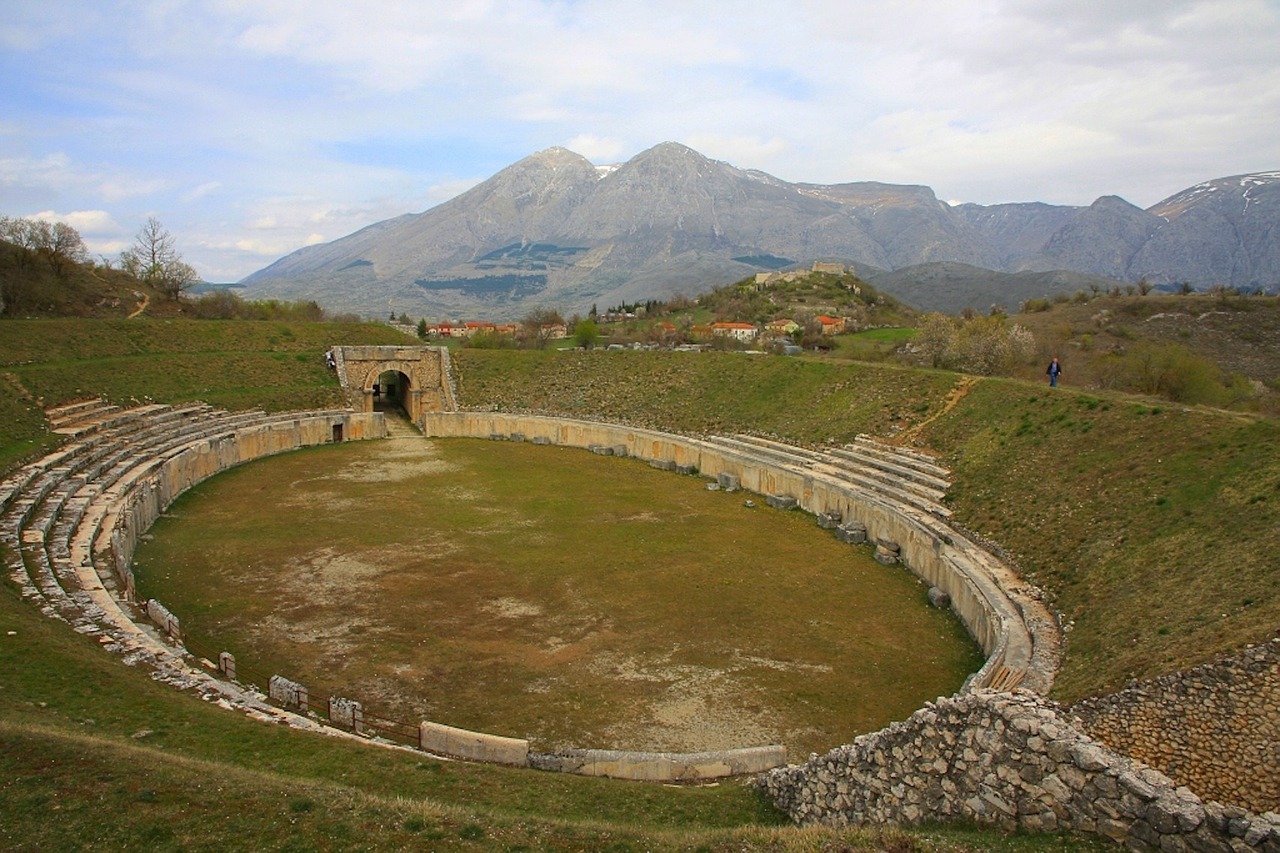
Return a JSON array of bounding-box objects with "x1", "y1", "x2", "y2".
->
[
  {"x1": 3, "y1": 401, "x2": 369, "y2": 631},
  {"x1": 704, "y1": 434, "x2": 951, "y2": 520},
  {"x1": 12, "y1": 399, "x2": 785, "y2": 783}
]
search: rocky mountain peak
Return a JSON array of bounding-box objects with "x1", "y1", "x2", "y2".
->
[
  {"x1": 1149, "y1": 171, "x2": 1280, "y2": 221},
  {"x1": 240, "y1": 145, "x2": 1280, "y2": 318}
]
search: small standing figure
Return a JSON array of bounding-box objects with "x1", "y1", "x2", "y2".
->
[{"x1": 1047, "y1": 356, "x2": 1062, "y2": 387}]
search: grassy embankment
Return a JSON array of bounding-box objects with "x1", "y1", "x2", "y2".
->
[
  {"x1": 3, "y1": 316, "x2": 1266, "y2": 849},
  {"x1": 456, "y1": 348, "x2": 1280, "y2": 700}
]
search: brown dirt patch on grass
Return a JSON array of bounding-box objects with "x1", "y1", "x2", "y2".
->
[{"x1": 134, "y1": 433, "x2": 982, "y2": 759}]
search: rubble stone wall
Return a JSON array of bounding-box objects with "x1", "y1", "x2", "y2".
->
[
  {"x1": 758, "y1": 690, "x2": 1280, "y2": 852},
  {"x1": 1071, "y1": 638, "x2": 1280, "y2": 816}
]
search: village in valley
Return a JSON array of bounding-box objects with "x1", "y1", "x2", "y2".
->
[{"x1": 403, "y1": 262, "x2": 872, "y2": 351}]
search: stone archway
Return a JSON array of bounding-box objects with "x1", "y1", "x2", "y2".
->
[
  {"x1": 331, "y1": 346, "x2": 458, "y2": 426},
  {"x1": 371, "y1": 368, "x2": 411, "y2": 414}
]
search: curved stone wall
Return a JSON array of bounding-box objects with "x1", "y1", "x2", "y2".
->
[
  {"x1": 4, "y1": 401, "x2": 790, "y2": 783},
  {"x1": 419, "y1": 411, "x2": 1061, "y2": 695},
  {"x1": 106, "y1": 411, "x2": 387, "y2": 586}
]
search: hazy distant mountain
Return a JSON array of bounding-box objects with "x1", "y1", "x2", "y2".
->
[
  {"x1": 240, "y1": 144, "x2": 1279, "y2": 319},
  {"x1": 866, "y1": 263, "x2": 1129, "y2": 315}
]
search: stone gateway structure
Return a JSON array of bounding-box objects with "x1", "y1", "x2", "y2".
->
[{"x1": 331, "y1": 345, "x2": 458, "y2": 424}]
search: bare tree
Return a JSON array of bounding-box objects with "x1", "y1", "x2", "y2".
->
[
  {"x1": 46, "y1": 222, "x2": 90, "y2": 275},
  {"x1": 120, "y1": 217, "x2": 198, "y2": 299},
  {"x1": 0, "y1": 215, "x2": 89, "y2": 276},
  {"x1": 520, "y1": 307, "x2": 566, "y2": 349}
]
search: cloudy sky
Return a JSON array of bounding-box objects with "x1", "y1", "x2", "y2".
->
[{"x1": 3, "y1": 0, "x2": 1278, "y2": 282}]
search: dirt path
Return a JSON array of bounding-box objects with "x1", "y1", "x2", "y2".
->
[
  {"x1": 894, "y1": 374, "x2": 980, "y2": 447},
  {"x1": 126, "y1": 292, "x2": 149, "y2": 319}
]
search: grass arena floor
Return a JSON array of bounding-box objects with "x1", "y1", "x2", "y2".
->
[{"x1": 133, "y1": 422, "x2": 983, "y2": 760}]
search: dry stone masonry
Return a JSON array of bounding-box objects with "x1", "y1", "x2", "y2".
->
[
  {"x1": 1071, "y1": 638, "x2": 1280, "y2": 816},
  {"x1": 758, "y1": 690, "x2": 1280, "y2": 852}
]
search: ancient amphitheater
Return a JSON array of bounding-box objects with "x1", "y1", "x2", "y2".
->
[{"x1": 2, "y1": 345, "x2": 1275, "y2": 852}]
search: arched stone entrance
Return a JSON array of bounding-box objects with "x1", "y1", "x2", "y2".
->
[
  {"x1": 372, "y1": 368, "x2": 412, "y2": 414},
  {"x1": 330, "y1": 346, "x2": 458, "y2": 426}
]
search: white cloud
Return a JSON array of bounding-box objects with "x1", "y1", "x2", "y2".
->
[
  {"x1": 233, "y1": 237, "x2": 293, "y2": 256},
  {"x1": 0, "y1": 153, "x2": 77, "y2": 190},
  {"x1": 28, "y1": 208, "x2": 122, "y2": 235},
  {"x1": 182, "y1": 181, "x2": 221, "y2": 202},
  {"x1": 2, "y1": 0, "x2": 1276, "y2": 278}
]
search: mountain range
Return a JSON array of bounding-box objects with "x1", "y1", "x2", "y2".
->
[{"x1": 240, "y1": 143, "x2": 1280, "y2": 319}]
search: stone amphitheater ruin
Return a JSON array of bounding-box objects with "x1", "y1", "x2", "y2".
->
[{"x1": 2, "y1": 345, "x2": 1275, "y2": 852}]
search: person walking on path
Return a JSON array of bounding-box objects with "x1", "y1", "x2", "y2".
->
[{"x1": 1047, "y1": 356, "x2": 1062, "y2": 387}]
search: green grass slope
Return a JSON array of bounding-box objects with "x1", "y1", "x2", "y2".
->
[{"x1": 2, "y1": 316, "x2": 1267, "y2": 849}]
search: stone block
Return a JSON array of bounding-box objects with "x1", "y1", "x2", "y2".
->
[
  {"x1": 531, "y1": 436, "x2": 551, "y2": 445},
  {"x1": 927, "y1": 587, "x2": 951, "y2": 609},
  {"x1": 509, "y1": 432, "x2": 525, "y2": 442},
  {"x1": 611, "y1": 445, "x2": 628, "y2": 457},
  {"x1": 717, "y1": 472, "x2": 740, "y2": 492},
  {"x1": 1070, "y1": 742, "x2": 1111, "y2": 772},
  {"x1": 268, "y1": 674, "x2": 308, "y2": 712},
  {"x1": 419, "y1": 721, "x2": 528, "y2": 766},
  {"x1": 1119, "y1": 769, "x2": 1159, "y2": 801},
  {"x1": 329, "y1": 696, "x2": 365, "y2": 733},
  {"x1": 874, "y1": 545, "x2": 899, "y2": 565},
  {"x1": 836, "y1": 522, "x2": 867, "y2": 544},
  {"x1": 1097, "y1": 817, "x2": 1130, "y2": 843},
  {"x1": 218, "y1": 651, "x2": 236, "y2": 680},
  {"x1": 537, "y1": 742, "x2": 778, "y2": 778},
  {"x1": 675, "y1": 463, "x2": 697, "y2": 475},
  {"x1": 650, "y1": 459, "x2": 677, "y2": 471},
  {"x1": 817, "y1": 510, "x2": 842, "y2": 529},
  {"x1": 766, "y1": 494, "x2": 798, "y2": 510},
  {"x1": 145, "y1": 599, "x2": 181, "y2": 639}
]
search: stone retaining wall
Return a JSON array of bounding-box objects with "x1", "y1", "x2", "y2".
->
[
  {"x1": 420, "y1": 411, "x2": 1059, "y2": 695},
  {"x1": 758, "y1": 690, "x2": 1280, "y2": 852},
  {"x1": 106, "y1": 411, "x2": 384, "y2": 577},
  {"x1": 1071, "y1": 638, "x2": 1280, "y2": 816}
]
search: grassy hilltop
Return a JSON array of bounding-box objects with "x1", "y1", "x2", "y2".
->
[{"x1": 3, "y1": 312, "x2": 1276, "y2": 850}]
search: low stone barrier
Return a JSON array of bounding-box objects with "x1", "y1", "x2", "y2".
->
[
  {"x1": 268, "y1": 674, "x2": 308, "y2": 712},
  {"x1": 532, "y1": 745, "x2": 787, "y2": 781},
  {"x1": 329, "y1": 696, "x2": 365, "y2": 733},
  {"x1": 419, "y1": 721, "x2": 529, "y2": 766},
  {"x1": 145, "y1": 598, "x2": 180, "y2": 639},
  {"x1": 758, "y1": 690, "x2": 1280, "y2": 851}
]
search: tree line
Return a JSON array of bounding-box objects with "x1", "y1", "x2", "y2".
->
[{"x1": 1, "y1": 214, "x2": 197, "y2": 315}]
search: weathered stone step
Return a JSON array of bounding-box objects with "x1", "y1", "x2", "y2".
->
[
  {"x1": 826, "y1": 447, "x2": 950, "y2": 495},
  {"x1": 705, "y1": 434, "x2": 951, "y2": 520},
  {"x1": 850, "y1": 435, "x2": 950, "y2": 480}
]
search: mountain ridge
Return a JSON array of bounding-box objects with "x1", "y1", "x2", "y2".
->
[{"x1": 241, "y1": 143, "x2": 1280, "y2": 319}]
